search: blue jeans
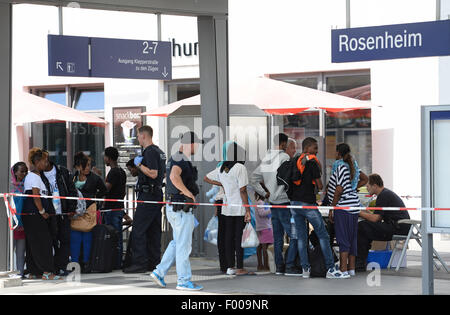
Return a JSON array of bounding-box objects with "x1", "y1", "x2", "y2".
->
[
  {"x1": 271, "y1": 206, "x2": 297, "y2": 269},
  {"x1": 70, "y1": 230, "x2": 92, "y2": 263},
  {"x1": 104, "y1": 210, "x2": 124, "y2": 268},
  {"x1": 290, "y1": 201, "x2": 335, "y2": 270},
  {"x1": 154, "y1": 205, "x2": 195, "y2": 285}
]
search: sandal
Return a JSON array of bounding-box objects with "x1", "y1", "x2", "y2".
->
[{"x1": 42, "y1": 272, "x2": 63, "y2": 280}]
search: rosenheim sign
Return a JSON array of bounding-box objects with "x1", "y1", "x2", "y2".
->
[{"x1": 331, "y1": 19, "x2": 450, "y2": 63}]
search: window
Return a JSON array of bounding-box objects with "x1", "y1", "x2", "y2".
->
[
  {"x1": 281, "y1": 77, "x2": 318, "y2": 89},
  {"x1": 29, "y1": 85, "x2": 105, "y2": 175},
  {"x1": 166, "y1": 81, "x2": 200, "y2": 103},
  {"x1": 44, "y1": 92, "x2": 66, "y2": 106},
  {"x1": 74, "y1": 90, "x2": 105, "y2": 111},
  {"x1": 326, "y1": 74, "x2": 370, "y2": 94},
  {"x1": 271, "y1": 70, "x2": 372, "y2": 178}
]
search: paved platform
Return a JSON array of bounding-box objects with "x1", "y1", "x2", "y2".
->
[{"x1": 1, "y1": 251, "x2": 450, "y2": 295}]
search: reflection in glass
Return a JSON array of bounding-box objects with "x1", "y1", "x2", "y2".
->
[
  {"x1": 72, "y1": 123, "x2": 106, "y2": 178},
  {"x1": 326, "y1": 75, "x2": 370, "y2": 94},
  {"x1": 31, "y1": 122, "x2": 67, "y2": 167},
  {"x1": 74, "y1": 91, "x2": 105, "y2": 111}
]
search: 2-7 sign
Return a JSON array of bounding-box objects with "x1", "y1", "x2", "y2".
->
[
  {"x1": 142, "y1": 41, "x2": 158, "y2": 54},
  {"x1": 48, "y1": 35, "x2": 172, "y2": 80}
]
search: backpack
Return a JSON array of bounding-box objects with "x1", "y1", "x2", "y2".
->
[{"x1": 276, "y1": 155, "x2": 302, "y2": 198}]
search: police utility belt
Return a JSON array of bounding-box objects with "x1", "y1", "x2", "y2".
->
[
  {"x1": 137, "y1": 184, "x2": 162, "y2": 194},
  {"x1": 167, "y1": 195, "x2": 196, "y2": 213}
]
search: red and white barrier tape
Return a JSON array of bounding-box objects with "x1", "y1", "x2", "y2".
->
[{"x1": 0, "y1": 192, "x2": 444, "y2": 213}]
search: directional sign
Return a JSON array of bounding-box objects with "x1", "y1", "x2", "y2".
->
[
  {"x1": 48, "y1": 35, "x2": 90, "y2": 77},
  {"x1": 48, "y1": 35, "x2": 172, "y2": 80},
  {"x1": 332, "y1": 19, "x2": 450, "y2": 63},
  {"x1": 91, "y1": 37, "x2": 171, "y2": 80}
]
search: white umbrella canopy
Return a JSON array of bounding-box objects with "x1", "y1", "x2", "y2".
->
[
  {"x1": 141, "y1": 77, "x2": 372, "y2": 117},
  {"x1": 12, "y1": 90, "x2": 107, "y2": 125},
  {"x1": 234, "y1": 76, "x2": 371, "y2": 114}
]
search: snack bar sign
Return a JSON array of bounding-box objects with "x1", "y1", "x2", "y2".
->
[
  {"x1": 332, "y1": 19, "x2": 450, "y2": 63},
  {"x1": 48, "y1": 35, "x2": 172, "y2": 80}
]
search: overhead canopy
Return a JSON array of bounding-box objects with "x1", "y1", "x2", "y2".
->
[
  {"x1": 142, "y1": 77, "x2": 372, "y2": 117},
  {"x1": 12, "y1": 90, "x2": 107, "y2": 126}
]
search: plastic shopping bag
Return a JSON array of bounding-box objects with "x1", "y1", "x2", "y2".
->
[
  {"x1": 203, "y1": 216, "x2": 218, "y2": 245},
  {"x1": 241, "y1": 222, "x2": 260, "y2": 248}
]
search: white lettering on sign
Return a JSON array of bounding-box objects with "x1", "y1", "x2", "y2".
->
[{"x1": 339, "y1": 30, "x2": 423, "y2": 52}]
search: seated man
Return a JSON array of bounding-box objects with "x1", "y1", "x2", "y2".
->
[{"x1": 356, "y1": 174, "x2": 411, "y2": 271}]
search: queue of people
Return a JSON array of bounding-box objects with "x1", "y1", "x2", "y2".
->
[
  {"x1": 9, "y1": 144, "x2": 136, "y2": 279},
  {"x1": 8, "y1": 126, "x2": 411, "y2": 288},
  {"x1": 205, "y1": 133, "x2": 410, "y2": 280}
]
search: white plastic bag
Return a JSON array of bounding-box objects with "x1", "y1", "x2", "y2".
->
[
  {"x1": 204, "y1": 216, "x2": 218, "y2": 245},
  {"x1": 241, "y1": 222, "x2": 260, "y2": 248}
]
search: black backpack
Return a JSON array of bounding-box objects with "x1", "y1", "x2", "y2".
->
[{"x1": 276, "y1": 155, "x2": 302, "y2": 198}]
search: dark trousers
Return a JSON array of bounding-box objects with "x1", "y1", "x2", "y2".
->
[
  {"x1": 53, "y1": 216, "x2": 71, "y2": 272},
  {"x1": 131, "y1": 200, "x2": 162, "y2": 269},
  {"x1": 22, "y1": 214, "x2": 54, "y2": 276},
  {"x1": 223, "y1": 215, "x2": 246, "y2": 270},
  {"x1": 216, "y1": 201, "x2": 227, "y2": 273},
  {"x1": 104, "y1": 209, "x2": 124, "y2": 269},
  {"x1": 357, "y1": 220, "x2": 410, "y2": 267}
]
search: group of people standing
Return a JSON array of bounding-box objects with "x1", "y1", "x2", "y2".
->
[
  {"x1": 9, "y1": 125, "x2": 411, "y2": 289},
  {"x1": 9, "y1": 125, "x2": 162, "y2": 280},
  {"x1": 203, "y1": 133, "x2": 411, "y2": 280}
]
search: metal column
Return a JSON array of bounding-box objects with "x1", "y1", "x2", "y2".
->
[
  {"x1": 0, "y1": 2, "x2": 12, "y2": 271},
  {"x1": 196, "y1": 15, "x2": 229, "y2": 257}
]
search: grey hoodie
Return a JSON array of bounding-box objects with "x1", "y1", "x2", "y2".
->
[{"x1": 250, "y1": 150, "x2": 290, "y2": 205}]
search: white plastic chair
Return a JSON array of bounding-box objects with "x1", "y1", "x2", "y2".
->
[{"x1": 387, "y1": 219, "x2": 449, "y2": 272}]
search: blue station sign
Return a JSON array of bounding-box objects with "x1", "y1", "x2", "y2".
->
[
  {"x1": 332, "y1": 20, "x2": 450, "y2": 63},
  {"x1": 48, "y1": 35, "x2": 172, "y2": 80}
]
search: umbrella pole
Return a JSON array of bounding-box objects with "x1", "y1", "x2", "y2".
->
[{"x1": 319, "y1": 109, "x2": 327, "y2": 180}]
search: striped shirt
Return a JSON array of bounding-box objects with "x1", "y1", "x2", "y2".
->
[{"x1": 327, "y1": 164, "x2": 361, "y2": 214}]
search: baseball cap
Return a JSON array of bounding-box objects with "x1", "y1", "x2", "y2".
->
[{"x1": 180, "y1": 131, "x2": 204, "y2": 144}]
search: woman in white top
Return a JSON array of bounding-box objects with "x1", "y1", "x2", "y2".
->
[
  {"x1": 22, "y1": 148, "x2": 61, "y2": 280},
  {"x1": 204, "y1": 141, "x2": 233, "y2": 274},
  {"x1": 206, "y1": 142, "x2": 253, "y2": 276}
]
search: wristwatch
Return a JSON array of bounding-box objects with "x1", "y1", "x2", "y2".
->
[{"x1": 39, "y1": 209, "x2": 46, "y2": 215}]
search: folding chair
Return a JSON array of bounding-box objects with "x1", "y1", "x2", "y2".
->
[{"x1": 387, "y1": 219, "x2": 449, "y2": 272}]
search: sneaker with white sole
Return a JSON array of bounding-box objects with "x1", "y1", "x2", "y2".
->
[
  {"x1": 176, "y1": 281, "x2": 203, "y2": 291},
  {"x1": 226, "y1": 268, "x2": 236, "y2": 275},
  {"x1": 302, "y1": 267, "x2": 311, "y2": 279},
  {"x1": 285, "y1": 267, "x2": 303, "y2": 277},
  {"x1": 326, "y1": 266, "x2": 351, "y2": 279},
  {"x1": 150, "y1": 271, "x2": 166, "y2": 288},
  {"x1": 348, "y1": 270, "x2": 356, "y2": 277}
]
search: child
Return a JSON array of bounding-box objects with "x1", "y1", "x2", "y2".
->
[{"x1": 254, "y1": 192, "x2": 274, "y2": 272}]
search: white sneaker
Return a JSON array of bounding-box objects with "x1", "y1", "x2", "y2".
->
[
  {"x1": 226, "y1": 268, "x2": 236, "y2": 275},
  {"x1": 302, "y1": 267, "x2": 311, "y2": 279},
  {"x1": 348, "y1": 270, "x2": 356, "y2": 277},
  {"x1": 326, "y1": 266, "x2": 350, "y2": 279}
]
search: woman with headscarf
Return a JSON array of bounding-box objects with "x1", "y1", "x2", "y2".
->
[
  {"x1": 10, "y1": 162, "x2": 28, "y2": 277},
  {"x1": 204, "y1": 141, "x2": 234, "y2": 274},
  {"x1": 204, "y1": 142, "x2": 253, "y2": 276}
]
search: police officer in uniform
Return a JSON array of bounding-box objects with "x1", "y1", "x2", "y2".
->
[
  {"x1": 149, "y1": 131, "x2": 204, "y2": 291},
  {"x1": 123, "y1": 125, "x2": 166, "y2": 274}
]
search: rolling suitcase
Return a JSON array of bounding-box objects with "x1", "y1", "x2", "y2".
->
[{"x1": 90, "y1": 225, "x2": 119, "y2": 273}]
